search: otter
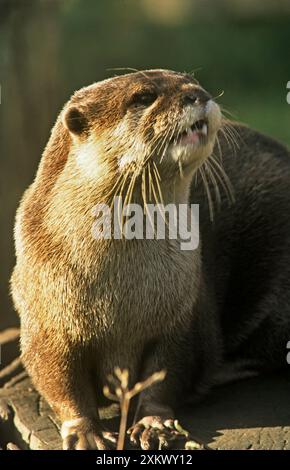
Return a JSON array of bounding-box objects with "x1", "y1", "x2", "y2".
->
[{"x1": 11, "y1": 69, "x2": 290, "y2": 450}]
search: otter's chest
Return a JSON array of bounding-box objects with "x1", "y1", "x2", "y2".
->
[{"x1": 89, "y1": 240, "x2": 199, "y2": 337}]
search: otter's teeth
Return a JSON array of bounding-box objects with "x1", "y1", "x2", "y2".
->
[{"x1": 201, "y1": 123, "x2": 208, "y2": 136}]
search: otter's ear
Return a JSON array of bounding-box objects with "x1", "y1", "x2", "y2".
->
[{"x1": 63, "y1": 106, "x2": 88, "y2": 135}]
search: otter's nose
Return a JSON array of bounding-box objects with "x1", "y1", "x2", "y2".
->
[{"x1": 182, "y1": 88, "x2": 211, "y2": 106}]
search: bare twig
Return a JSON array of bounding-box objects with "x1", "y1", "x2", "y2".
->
[
  {"x1": 0, "y1": 357, "x2": 22, "y2": 380},
  {"x1": 3, "y1": 370, "x2": 27, "y2": 389},
  {"x1": 104, "y1": 368, "x2": 166, "y2": 450},
  {"x1": 0, "y1": 328, "x2": 20, "y2": 345}
]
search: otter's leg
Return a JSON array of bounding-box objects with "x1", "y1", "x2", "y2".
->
[
  {"x1": 129, "y1": 308, "x2": 222, "y2": 450},
  {"x1": 21, "y1": 332, "x2": 116, "y2": 450},
  {"x1": 128, "y1": 340, "x2": 192, "y2": 450},
  {"x1": 128, "y1": 337, "x2": 208, "y2": 449}
]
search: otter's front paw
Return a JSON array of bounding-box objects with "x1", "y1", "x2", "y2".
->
[
  {"x1": 61, "y1": 417, "x2": 117, "y2": 450},
  {"x1": 128, "y1": 416, "x2": 186, "y2": 450}
]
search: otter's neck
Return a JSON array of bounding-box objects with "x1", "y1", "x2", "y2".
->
[{"x1": 46, "y1": 156, "x2": 201, "y2": 264}]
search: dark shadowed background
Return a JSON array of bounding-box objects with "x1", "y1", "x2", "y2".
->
[{"x1": 1, "y1": 0, "x2": 290, "y2": 333}]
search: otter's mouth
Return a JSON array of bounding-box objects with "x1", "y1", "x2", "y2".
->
[{"x1": 171, "y1": 118, "x2": 208, "y2": 146}]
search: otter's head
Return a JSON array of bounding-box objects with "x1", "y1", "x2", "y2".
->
[{"x1": 62, "y1": 69, "x2": 221, "y2": 199}]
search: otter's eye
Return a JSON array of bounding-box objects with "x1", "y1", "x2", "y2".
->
[{"x1": 129, "y1": 91, "x2": 157, "y2": 108}]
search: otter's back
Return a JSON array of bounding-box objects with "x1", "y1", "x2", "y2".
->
[{"x1": 191, "y1": 124, "x2": 290, "y2": 360}]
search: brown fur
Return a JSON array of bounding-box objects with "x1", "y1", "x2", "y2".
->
[{"x1": 11, "y1": 69, "x2": 233, "y2": 449}]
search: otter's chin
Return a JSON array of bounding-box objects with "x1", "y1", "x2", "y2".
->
[{"x1": 168, "y1": 135, "x2": 217, "y2": 173}]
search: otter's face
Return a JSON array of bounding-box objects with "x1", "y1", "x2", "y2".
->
[{"x1": 62, "y1": 69, "x2": 221, "y2": 182}]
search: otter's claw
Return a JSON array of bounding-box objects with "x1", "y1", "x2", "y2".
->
[
  {"x1": 128, "y1": 416, "x2": 186, "y2": 450},
  {"x1": 61, "y1": 418, "x2": 117, "y2": 450}
]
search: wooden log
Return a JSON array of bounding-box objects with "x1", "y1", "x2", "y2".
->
[{"x1": 1, "y1": 357, "x2": 290, "y2": 449}]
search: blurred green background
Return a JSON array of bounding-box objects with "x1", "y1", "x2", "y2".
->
[{"x1": 0, "y1": 0, "x2": 290, "y2": 331}]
